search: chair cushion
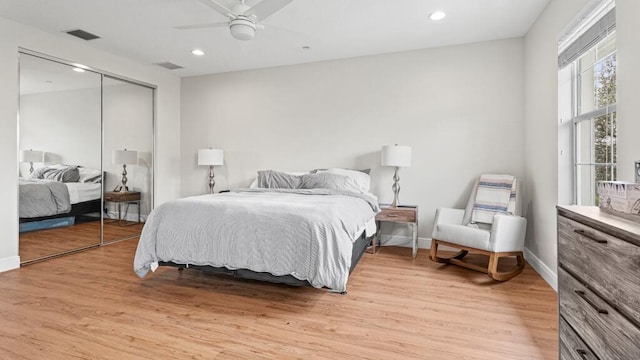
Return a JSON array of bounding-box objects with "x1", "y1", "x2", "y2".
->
[{"x1": 433, "y1": 223, "x2": 491, "y2": 251}]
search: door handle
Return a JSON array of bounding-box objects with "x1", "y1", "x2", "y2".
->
[{"x1": 574, "y1": 229, "x2": 607, "y2": 244}]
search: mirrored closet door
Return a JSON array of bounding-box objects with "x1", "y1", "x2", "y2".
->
[
  {"x1": 102, "y1": 76, "x2": 154, "y2": 244},
  {"x1": 18, "y1": 53, "x2": 103, "y2": 263},
  {"x1": 18, "y1": 51, "x2": 155, "y2": 264}
]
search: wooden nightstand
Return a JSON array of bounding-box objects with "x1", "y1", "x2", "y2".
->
[
  {"x1": 371, "y1": 205, "x2": 419, "y2": 257},
  {"x1": 104, "y1": 191, "x2": 141, "y2": 225}
]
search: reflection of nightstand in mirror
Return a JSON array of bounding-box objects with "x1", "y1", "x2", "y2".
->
[
  {"x1": 104, "y1": 191, "x2": 141, "y2": 226},
  {"x1": 370, "y1": 205, "x2": 418, "y2": 257}
]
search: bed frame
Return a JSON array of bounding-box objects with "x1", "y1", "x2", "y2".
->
[
  {"x1": 158, "y1": 233, "x2": 372, "y2": 294},
  {"x1": 19, "y1": 172, "x2": 106, "y2": 225},
  {"x1": 19, "y1": 198, "x2": 102, "y2": 224}
]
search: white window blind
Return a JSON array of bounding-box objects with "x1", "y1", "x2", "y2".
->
[{"x1": 558, "y1": 0, "x2": 615, "y2": 69}]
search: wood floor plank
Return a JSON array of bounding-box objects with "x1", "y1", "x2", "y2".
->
[
  {"x1": 19, "y1": 220, "x2": 143, "y2": 263},
  {"x1": 0, "y1": 240, "x2": 557, "y2": 359}
]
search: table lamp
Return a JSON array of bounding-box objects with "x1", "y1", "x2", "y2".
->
[
  {"x1": 20, "y1": 149, "x2": 45, "y2": 174},
  {"x1": 198, "y1": 148, "x2": 224, "y2": 194},
  {"x1": 112, "y1": 148, "x2": 138, "y2": 192},
  {"x1": 381, "y1": 144, "x2": 412, "y2": 207}
]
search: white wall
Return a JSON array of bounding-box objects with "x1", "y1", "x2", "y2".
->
[
  {"x1": 0, "y1": 16, "x2": 181, "y2": 271},
  {"x1": 523, "y1": 0, "x2": 589, "y2": 289},
  {"x1": 20, "y1": 87, "x2": 102, "y2": 176},
  {"x1": 616, "y1": 0, "x2": 640, "y2": 181},
  {"x1": 523, "y1": 0, "x2": 640, "y2": 289},
  {"x1": 181, "y1": 38, "x2": 526, "y2": 245}
]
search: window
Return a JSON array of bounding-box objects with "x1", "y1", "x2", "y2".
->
[{"x1": 558, "y1": 2, "x2": 616, "y2": 206}]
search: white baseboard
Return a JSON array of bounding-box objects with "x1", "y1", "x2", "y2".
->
[
  {"x1": 0, "y1": 256, "x2": 20, "y2": 273},
  {"x1": 379, "y1": 234, "x2": 431, "y2": 249},
  {"x1": 523, "y1": 247, "x2": 557, "y2": 292}
]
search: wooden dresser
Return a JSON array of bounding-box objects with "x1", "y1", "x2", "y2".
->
[{"x1": 557, "y1": 206, "x2": 640, "y2": 359}]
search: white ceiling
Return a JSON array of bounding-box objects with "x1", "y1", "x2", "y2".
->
[{"x1": 1, "y1": 0, "x2": 550, "y2": 77}]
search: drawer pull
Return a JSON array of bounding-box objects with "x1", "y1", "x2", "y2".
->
[
  {"x1": 576, "y1": 349, "x2": 589, "y2": 360},
  {"x1": 386, "y1": 214, "x2": 399, "y2": 217},
  {"x1": 575, "y1": 290, "x2": 608, "y2": 314},
  {"x1": 573, "y1": 229, "x2": 608, "y2": 244}
]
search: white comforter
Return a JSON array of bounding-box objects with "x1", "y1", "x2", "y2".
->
[{"x1": 134, "y1": 189, "x2": 379, "y2": 292}]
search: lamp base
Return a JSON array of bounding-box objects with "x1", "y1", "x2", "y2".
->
[
  {"x1": 391, "y1": 166, "x2": 400, "y2": 207},
  {"x1": 208, "y1": 165, "x2": 216, "y2": 194},
  {"x1": 120, "y1": 164, "x2": 129, "y2": 192}
]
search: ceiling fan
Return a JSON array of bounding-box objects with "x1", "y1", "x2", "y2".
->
[{"x1": 176, "y1": 0, "x2": 295, "y2": 41}]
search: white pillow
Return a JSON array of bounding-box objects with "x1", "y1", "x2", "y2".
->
[
  {"x1": 78, "y1": 167, "x2": 102, "y2": 183},
  {"x1": 321, "y1": 168, "x2": 371, "y2": 193},
  {"x1": 249, "y1": 171, "x2": 308, "y2": 188}
]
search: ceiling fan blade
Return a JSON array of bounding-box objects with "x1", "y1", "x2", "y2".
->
[
  {"x1": 174, "y1": 22, "x2": 229, "y2": 30},
  {"x1": 245, "y1": 0, "x2": 295, "y2": 21},
  {"x1": 198, "y1": 0, "x2": 238, "y2": 18}
]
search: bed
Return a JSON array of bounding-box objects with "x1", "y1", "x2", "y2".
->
[
  {"x1": 19, "y1": 165, "x2": 103, "y2": 232},
  {"x1": 134, "y1": 169, "x2": 379, "y2": 293}
]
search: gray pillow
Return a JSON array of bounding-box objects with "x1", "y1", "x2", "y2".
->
[
  {"x1": 31, "y1": 166, "x2": 54, "y2": 179},
  {"x1": 300, "y1": 172, "x2": 364, "y2": 193},
  {"x1": 257, "y1": 170, "x2": 303, "y2": 189},
  {"x1": 43, "y1": 166, "x2": 80, "y2": 183}
]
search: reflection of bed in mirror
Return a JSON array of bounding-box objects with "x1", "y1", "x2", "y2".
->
[{"x1": 19, "y1": 165, "x2": 103, "y2": 232}]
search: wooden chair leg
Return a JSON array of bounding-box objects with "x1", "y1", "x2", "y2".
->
[
  {"x1": 489, "y1": 251, "x2": 525, "y2": 281},
  {"x1": 487, "y1": 253, "x2": 499, "y2": 279},
  {"x1": 429, "y1": 239, "x2": 440, "y2": 262},
  {"x1": 429, "y1": 239, "x2": 468, "y2": 264}
]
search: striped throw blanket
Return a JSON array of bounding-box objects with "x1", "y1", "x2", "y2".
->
[{"x1": 470, "y1": 174, "x2": 516, "y2": 224}]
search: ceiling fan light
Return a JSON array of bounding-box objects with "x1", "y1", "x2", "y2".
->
[
  {"x1": 429, "y1": 11, "x2": 446, "y2": 21},
  {"x1": 230, "y1": 18, "x2": 256, "y2": 41}
]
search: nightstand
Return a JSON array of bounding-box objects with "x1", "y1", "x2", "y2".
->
[
  {"x1": 104, "y1": 191, "x2": 141, "y2": 225},
  {"x1": 371, "y1": 205, "x2": 419, "y2": 257}
]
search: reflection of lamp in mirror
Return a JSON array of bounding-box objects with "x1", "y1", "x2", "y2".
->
[
  {"x1": 198, "y1": 148, "x2": 224, "y2": 194},
  {"x1": 381, "y1": 144, "x2": 412, "y2": 207},
  {"x1": 20, "y1": 149, "x2": 45, "y2": 174},
  {"x1": 112, "y1": 149, "x2": 138, "y2": 192}
]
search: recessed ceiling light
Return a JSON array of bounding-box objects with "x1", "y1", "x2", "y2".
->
[
  {"x1": 191, "y1": 49, "x2": 205, "y2": 56},
  {"x1": 73, "y1": 67, "x2": 85, "y2": 73},
  {"x1": 302, "y1": 46, "x2": 310, "y2": 50},
  {"x1": 429, "y1": 11, "x2": 446, "y2": 21}
]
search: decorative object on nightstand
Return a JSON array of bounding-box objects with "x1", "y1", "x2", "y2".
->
[
  {"x1": 381, "y1": 144, "x2": 411, "y2": 207},
  {"x1": 112, "y1": 148, "x2": 138, "y2": 192},
  {"x1": 635, "y1": 161, "x2": 640, "y2": 183},
  {"x1": 371, "y1": 204, "x2": 419, "y2": 257},
  {"x1": 198, "y1": 148, "x2": 224, "y2": 194},
  {"x1": 20, "y1": 149, "x2": 44, "y2": 174}
]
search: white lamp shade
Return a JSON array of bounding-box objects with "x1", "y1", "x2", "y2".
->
[
  {"x1": 381, "y1": 145, "x2": 412, "y2": 167},
  {"x1": 20, "y1": 150, "x2": 44, "y2": 163},
  {"x1": 112, "y1": 149, "x2": 138, "y2": 165},
  {"x1": 198, "y1": 148, "x2": 224, "y2": 166}
]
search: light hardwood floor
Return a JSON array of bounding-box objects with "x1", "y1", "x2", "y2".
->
[
  {"x1": 19, "y1": 221, "x2": 144, "y2": 262},
  {"x1": 0, "y1": 240, "x2": 558, "y2": 359}
]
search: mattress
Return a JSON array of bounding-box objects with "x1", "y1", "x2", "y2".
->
[{"x1": 65, "y1": 182, "x2": 102, "y2": 204}]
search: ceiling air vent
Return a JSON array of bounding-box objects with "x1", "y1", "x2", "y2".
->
[
  {"x1": 66, "y1": 29, "x2": 100, "y2": 41},
  {"x1": 155, "y1": 62, "x2": 184, "y2": 70}
]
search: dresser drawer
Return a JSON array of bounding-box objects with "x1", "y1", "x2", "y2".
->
[
  {"x1": 376, "y1": 207, "x2": 416, "y2": 222},
  {"x1": 559, "y1": 268, "x2": 640, "y2": 360},
  {"x1": 558, "y1": 215, "x2": 640, "y2": 324},
  {"x1": 559, "y1": 317, "x2": 597, "y2": 360}
]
